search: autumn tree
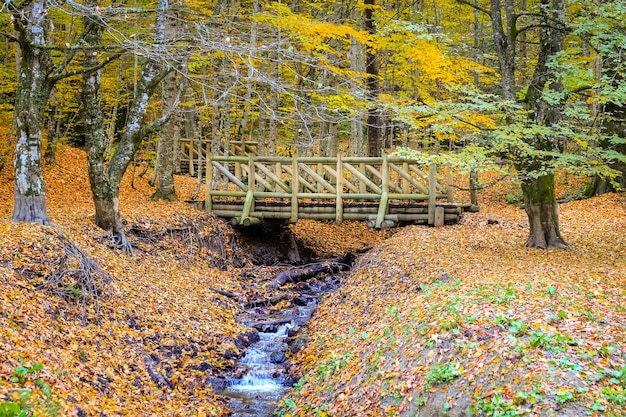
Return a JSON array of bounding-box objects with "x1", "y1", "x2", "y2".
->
[
  {"x1": 574, "y1": 0, "x2": 626, "y2": 195},
  {"x1": 82, "y1": 0, "x2": 173, "y2": 252},
  {"x1": 4, "y1": 0, "x2": 117, "y2": 224},
  {"x1": 476, "y1": 0, "x2": 622, "y2": 248},
  {"x1": 448, "y1": 0, "x2": 567, "y2": 248},
  {"x1": 389, "y1": 0, "x2": 618, "y2": 248}
]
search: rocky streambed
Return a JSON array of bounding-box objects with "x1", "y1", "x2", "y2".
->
[{"x1": 215, "y1": 251, "x2": 354, "y2": 416}]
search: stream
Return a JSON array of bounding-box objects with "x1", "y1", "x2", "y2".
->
[{"x1": 217, "y1": 273, "x2": 344, "y2": 416}]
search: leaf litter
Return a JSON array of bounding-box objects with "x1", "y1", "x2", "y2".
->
[
  {"x1": 0, "y1": 147, "x2": 624, "y2": 416},
  {"x1": 278, "y1": 184, "x2": 625, "y2": 416}
]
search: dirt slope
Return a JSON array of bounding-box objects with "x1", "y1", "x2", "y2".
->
[
  {"x1": 0, "y1": 146, "x2": 387, "y2": 416},
  {"x1": 278, "y1": 194, "x2": 626, "y2": 416},
  {"x1": 0, "y1": 147, "x2": 252, "y2": 416}
]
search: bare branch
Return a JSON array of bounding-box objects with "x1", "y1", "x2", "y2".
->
[
  {"x1": 50, "y1": 51, "x2": 125, "y2": 82},
  {"x1": 456, "y1": 0, "x2": 491, "y2": 17}
]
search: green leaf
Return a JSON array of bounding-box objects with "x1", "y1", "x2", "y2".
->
[{"x1": 282, "y1": 398, "x2": 297, "y2": 409}]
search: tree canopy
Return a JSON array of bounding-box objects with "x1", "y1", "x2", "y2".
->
[{"x1": 0, "y1": 0, "x2": 623, "y2": 247}]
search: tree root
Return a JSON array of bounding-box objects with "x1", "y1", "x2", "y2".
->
[{"x1": 30, "y1": 228, "x2": 112, "y2": 323}]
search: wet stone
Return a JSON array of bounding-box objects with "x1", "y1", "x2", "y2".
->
[
  {"x1": 287, "y1": 326, "x2": 299, "y2": 337},
  {"x1": 269, "y1": 351, "x2": 286, "y2": 364},
  {"x1": 205, "y1": 377, "x2": 228, "y2": 391},
  {"x1": 283, "y1": 375, "x2": 298, "y2": 388},
  {"x1": 293, "y1": 296, "x2": 309, "y2": 306},
  {"x1": 223, "y1": 349, "x2": 237, "y2": 360},
  {"x1": 234, "y1": 329, "x2": 260, "y2": 349}
]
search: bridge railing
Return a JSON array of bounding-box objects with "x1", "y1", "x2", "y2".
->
[
  {"x1": 179, "y1": 139, "x2": 257, "y2": 175},
  {"x1": 205, "y1": 154, "x2": 454, "y2": 227}
]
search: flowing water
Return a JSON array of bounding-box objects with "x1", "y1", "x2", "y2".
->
[
  {"x1": 219, "y1": 280, "x2": 333, "y2": 416},
  {"x1": 221, "y1": 326, "x2": 291, "y2": 416}
]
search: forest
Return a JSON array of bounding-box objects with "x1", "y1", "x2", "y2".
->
[{"x1": 0, "y1": 0, "x2": 625, "y2": 416}]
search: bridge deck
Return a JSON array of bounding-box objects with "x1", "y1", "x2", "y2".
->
[{"x1": 204, "y1": 154, "x2": 468, "y2": 228}]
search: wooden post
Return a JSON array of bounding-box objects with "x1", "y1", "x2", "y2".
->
[
  {"x1": 205, "y1": 155, "x2": 213, "y2": 212},
  {"x1": 179, "y1": 140, "x2": 187, "y2": 174},
  {"x1": 240, "y1": 189, "x2": 254, "y2": 225},
  {"x1": 317, "y1": 162, "x2": 324, "y2": 192},
  {"x1": 195, "y1": 139, "x2": 202, "y2": 180},
  {"x1": 402, "y1": 161, "x2": 409, "y2": 194},
  {"x1": 359, "y1": 163, "x2": 366, "y2": 193},
  {"x1": 375, "y1": 153, "x2": 389, "y2": 228},
  {"x1": 445, "y1": 164, "x2": 455, "y2": 203},
  {"x1": 188, "y1": 140, "x2": 196, "y2": 176},
  {"x1": 235, "y1": 161, "x2": 242, "y2": 181},
  {"x1": 335, "y1": 154, "x2": 343, "y2": 223},
  {"x1": 428, "y1": 163, "x2": 437, "y2": 226},
  {"x1": 434, "y1": 207, "x2": 445, "y2": 227},
  {"x1": 241, "y1": 155, "x2": 255, "y2": 225},
  {"x1": 290, "y1": 151, "x2": 299, "y2": 223}
]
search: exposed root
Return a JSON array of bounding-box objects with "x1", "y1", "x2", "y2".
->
[
  {"x1": 267, "y1": 253, "x2": 356, "y2": 291},
  {"x1": 111, "y1": 229, "x2": 135, "y2": 256},
  {"x1": 8, "y1": 226, "x2": 112, "y2": 323},
  {"x1": 127, "y1": 215, "x2": 249, "y2": 269}
]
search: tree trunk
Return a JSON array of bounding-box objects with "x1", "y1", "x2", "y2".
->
[
  {"x1": 486, "y1": 0, "x2": 516, "y2": 101},
  {"x1": 82, "y1": 0, "x2": 170, "y2": 253},
  {"x1": 11, "y1": 0, "x2": 55, "y2": 225},
  {"x1": 586, "y1": 175, "x2": 612, "y2": 197},
  {"x1": 349, "y1": 36, "x2": 364, "y2": 157},
  {"x1": 469, "y1": 166, "x2": 478, "y2": 206},
  {"x1": 153, "y1": 0, "x2": 185, "y2": 200},
  {"x1": 44, "y1": 87, "x2": 62, "y2": 165},
  {"x1": 521, "y1": 173, "x2": 567, "y2": 249},
  {"x1": 590, "y1": 75, "x2": 626, "y2": 196},
  {"x1": 81, "y1": 5, "x2": 131, "y2": 251},
  {"x1": 93, "y1": 197, "x2": 127, "y2": 243},
  {"x1": 268, "y1": 54, "x2": 279, "y2": 156},
  {"x1": 13, "y1": 89, "x2": 51, "y2": 224},
  {"x1": 105, "y1": 62, "x2": 123, "y2": 163},
  {"x1": 520, "y1": 0, "x2": 566, "y2": 249},
  {"x1": 364, "y1": 0, "x2": 382, "y2": 157},
  {"x1": 151, "y1": 70, "x2": 179, "y2": 201},
  {"x1": 237, "y1": 0, "x2": 259, "y2": 144}
]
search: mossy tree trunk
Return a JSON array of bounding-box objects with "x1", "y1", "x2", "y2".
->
[
  {"x1": 81, "y1": 7, "x2": 129, "y2": 250},
  {"x1": 480, "y1": 0, "x2": 568, "y2": 248},
  {"x1": 519, "y1": 0, "x2": 567, "y2": 249},
  {"x1": 10, "y1": 0, "x2": 120, "y2": 225},
  {"x1": 521, "y1": 173, "x2": 567, "y2": 249}
]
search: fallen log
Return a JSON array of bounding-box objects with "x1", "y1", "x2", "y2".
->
[
  {"x1": 211, "y1": 287, "x2": 239, "y2": 300},
  {"x1": 267, "y1": 253, "x2": 355, "y2": 291},
  {"x1": 243, "y1": 294, "x2": 291, "y2": 309},
  {"x1": 144, "y1": 355, "x2": 172, "y2": 390}
]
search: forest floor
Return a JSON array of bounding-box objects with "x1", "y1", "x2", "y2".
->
[
  {"x1": 278, "y1": 183, "x2": 626, "y2": 416},
  {"x1": 0, "y1": 146, "x2": 624, "y2": 416}
]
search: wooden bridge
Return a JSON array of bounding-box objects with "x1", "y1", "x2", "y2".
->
[{"x1": 203, "y1": 153, "x2": 470, "y2": 228}]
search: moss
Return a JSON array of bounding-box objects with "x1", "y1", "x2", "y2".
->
[{"x1": 521, "y1": 173, "x2": 556, "y2": 205}]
